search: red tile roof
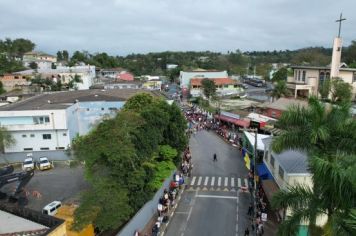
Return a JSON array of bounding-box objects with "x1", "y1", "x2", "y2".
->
[{"x1": 190, "y1": 78, "x2": 237, "y2": 86}]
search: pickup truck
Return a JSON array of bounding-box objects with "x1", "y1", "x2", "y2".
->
[{"x1": 37, "y1": 157, "x2": 53, "y2": 171}]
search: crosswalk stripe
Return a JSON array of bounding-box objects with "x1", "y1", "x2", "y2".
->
[
  {"x1": 197, "y1": 176, "x2": 202, "y2": 185},
  {"x1": 224, "y1": 177, "x2": 228, "y2": 187},
  {"x1": 191, "y1": 176, "x2": 196, "y2": 185},
  {"x1": 244, "y1": 178, "x2": 248, "y2": 187},
  {"x1": 204, "y1": 177, "x2": 209, "y2": 186},
  {"x1": 238, "y1": 178, "x2": 241, "y2": 187},
  {"x1": 211, "y1": 177, "x2": 215, "y2": 186},
  {"x1": 231, "y1": 177, "x2": 235, "y2": 187},
  {"x1": 218, "y1": 177, "x2": 221, "y2": 186}
]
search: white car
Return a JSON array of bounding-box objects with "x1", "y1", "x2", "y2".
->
[
  {"x1": 37, "y1": 157, "x2": 53, "y2": 171},
  {"x1": 22, "y1": 157, "x2": 35, "y2": 171}
]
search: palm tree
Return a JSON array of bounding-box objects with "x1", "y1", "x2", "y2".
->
[
  {"x1": 270, "y1": 80, "x2": 291, "y2": 101},
  {"x1": 270, "y1": 97, "x2": 356, "y2": 235}
]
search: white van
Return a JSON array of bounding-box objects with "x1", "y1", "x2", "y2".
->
[{"x1": 42, "y1": 201, "x2": 62, "y2": 216}]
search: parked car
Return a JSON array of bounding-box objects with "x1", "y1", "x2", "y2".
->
[
  {"x1": 22, "y1": 157, "x2": 35, "y2": 171},
  {"x1": 241, "y1": 84, "x2": 249, "y2": 89},
  {"x1": 42, "y1": 201, "x2": 62, "y2": 216},
  {"x1": 37, "y1": 157, "x2": 53, "y2": 171}
]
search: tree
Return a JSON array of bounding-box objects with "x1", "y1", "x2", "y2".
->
[
  {"x1": 29, "y1": 61, "x2": 38, "y2": 69},
  {"x1": 270, "y1": 80, "x2": 291, "y2": 100},
  {"x1": 63, "y1": 50, "x2": 69, "y2": 61},
  {"x1": 0, "y1": 81, "x2": 6, "y2": 94},
  {"x1": 318, "y1": 78, "x2": 331, "y2": 100},
  {"x1": 11, "y1": 38, "x2": 35, "y2": 59},
  {"x1": 272, "y1": 67, "x2": 288, "y2": 82},
  {"x1": 68, "y1": 74, "x2": 82, "y2": 89},
  {"x1": 201, "y1": 78, "x2": 216, "y2": 100},
  {"x1": 56, "y1": 51, "x2": 63, "y2": 61},
  {"x1": 271, "y1": 97, "x2": 356, "y2": 235},
  {"x1": 330, "y1": 78, "x2": 353, "y2": 104},
  {"x1": 0, "y1": 127, "x2": 15, "y2": 153}
]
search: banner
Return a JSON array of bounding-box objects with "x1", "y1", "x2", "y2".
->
[{"x1": 244, "y1": 152, "x2": 250, "y2": 170}]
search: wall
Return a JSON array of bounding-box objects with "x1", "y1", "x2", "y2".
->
[
  {"x1": 117, "y1": 171, "x2": 175, "y2": 236},
  {"x1": 48, "y1": 222, "x2": 67, "y2": 236}
]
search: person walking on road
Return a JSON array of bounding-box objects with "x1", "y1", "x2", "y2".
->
[
  {"x1": 244, "y1": 227, "x2": 250, "y2": 236},
  {"x1": 213, "y1": 153, "x2": 217, "y2": 162}
]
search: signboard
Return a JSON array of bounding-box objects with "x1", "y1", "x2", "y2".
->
[{"x1": 261, "y1": 213, "x2": 267, "y2": 222}]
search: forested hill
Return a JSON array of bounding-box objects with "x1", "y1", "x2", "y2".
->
[{"x1": 1, "y1": 37, "x2": 356, "y2": 79}]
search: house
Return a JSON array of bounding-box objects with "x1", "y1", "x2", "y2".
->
[
  {"x1": 263, "y1": 98, "x2": 308, "y2": 119},
  {"x1": 23, "y1": 51, "x2": 57, "y2": 70},
  {"x1": 286, "y1": 65, "x2": 356, "y2": 98},
  {"x1": 0, "y1": 74, "x2": 31, "y2": 91},
  {"x1": 179, "y1": 69, "x2": 228, "y2": 90},
  {"x1": 14, "y1": 65, "x2": 96, "y2": 90},
  {"x1": 189, "y1": 78, "x2": 243, "y2": 97},
  {"x1": 117, "y1": 71, "x2": 134, "y2": 81},
  {"x1": 0, "y1": 89, "x2": 161, "y2": 153},
  {"x1": 261, "y1": 137, "x2": 326, "y2": 235}
]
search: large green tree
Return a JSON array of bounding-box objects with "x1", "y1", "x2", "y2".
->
[
  {"x1": 272, "y1": 67, "x2": 288, "y2": 82},
  {"x1": 330, "y1": 78, "x2": 353, "y2": 104},
  {"x1": 201, "y1": 78, "x2": 216, "y2": 100},
  {"x1": 73, "y1": 94, "x2": 187, "y2": 231}
]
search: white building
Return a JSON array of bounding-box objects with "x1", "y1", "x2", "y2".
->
[
  {"x1": 0, "y1": 89, "x2": 159, "y2": 153},
  {"x1": 15, "y1": 66, "x2": 96, "y2": 90},
  {"x1": 179, "y1": 69, "x2": 228, "y2": 89},
  {"x1": 23, "y1": 51, "x2": 57, "y2": 70}
]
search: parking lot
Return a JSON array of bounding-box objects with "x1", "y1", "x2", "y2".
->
[{"x1": 1, "y1": 164, "x2": 89, "y2": 212}]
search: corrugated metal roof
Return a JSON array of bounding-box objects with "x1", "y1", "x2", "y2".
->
[{"x1": 272, "y1": 150, "x2": 310, "y2": 174}]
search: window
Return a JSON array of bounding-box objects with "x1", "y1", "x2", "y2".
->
[
  {"x1": 33, "y1": 116, "x2": 50, "y2": 124},
  {"x1": 109, "y1": 107, "x2": 117, "y2": 111},
  {"x1": 319, "y1": 72, "x2": 325, "y2": 84},
  {"x1": 234, "y1": 85, "x2": 238, "y2": 88},
  {"x1": 45, "y1": 117, "x2": 50, "y2": 123},
  {"x1": 353, "y1": 73, "x2": 356, "y2": 83},
  {"x1": 264, "y1": 151, "x2": 269, "y2": 162},
  {"x1": 224, "y1": 85, "x2": 229, "y2": 88},
  {"x1": 279, "y1": 166, "x2": 284, "y2": 179},
  {"x1": 40, "y1": 147, "x2": 50, "y2": 150},
  {"x1": 43, "y1": 134, "x2": 51, "y2": 140},
  {"x1": 63, "y1": 133, "x2": 67, "y2": 136},
  {"x1": 24, "y1": 148, "x2": 33, "y2": 151},
  {"x1": 298, "y1": 70, "x2": 301, "y2": 81},
  {"x1": 22, "y1": 134, "x2": 27, "y2": 138},
  {"x1": 270, "y1": 155, "x2": 275, "y2": 168},
  {"x1": 302, "y1": 71, "x2": 306, "y2": 82},
  {"x1": 30, "y1": 134, "x2": 35, "y2": 138},
  {"x1": 101, "y1": 108, "x2": 104, "y2": 111},
  {"x1": 56, "y1": 147, "x2": 65, "y2": 150}
]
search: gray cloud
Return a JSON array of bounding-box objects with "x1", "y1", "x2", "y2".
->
[{"x1": 0, "y1": 0, "x2": 354, "y2": 55}]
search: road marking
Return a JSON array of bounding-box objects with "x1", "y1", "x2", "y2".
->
[
  {"x1": 175, "y1": 211, "x2": 189, "y2": 214},
  {"x1": 197, "y1": 176, "x2": 202, "y2": 185},
  {"x1": 231, "y1": 177, "x2": 235, "y2": 187},
  {"x1": 238, "y1": 178, "x2": 241, "y2": 187},
  {"x1": 187, "y1": 207, "x2": 193, "y2": 221},
  {"x1": 224, "y1": 177, "x2": 228, "y2": 187},
  {"x1": 196, "y1": 194, "x2": 238, "y2": 199},
  {"x1": 218, "y1": 177, "x2": 221, "y2": 186},
  {"x1": 191, "y1": 176, "x2": 196, "y2": 185},
  {"x1": 211, "y1": 176, "x2": 215, "y2": 186},
  {"x1": 244, "y1": 178, "x2": 248, "y2": 187},
  {"x1": 204, "y1": 176, "x2": 209, "y2": 186}
]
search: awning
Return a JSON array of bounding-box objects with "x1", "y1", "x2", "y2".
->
[
  {"x1": 257, "y1": 163, "x2": 273, "y2": 180},
  {"x1": 215, "y1": 114, "x2": 250, "y2": 128},
  {"x1": 261, "y1": 179, "x2": 280, "y2": 202}
]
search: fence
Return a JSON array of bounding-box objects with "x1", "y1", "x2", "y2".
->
[{"x1": 117, "y1": 170, "x2": 176, "y2": 236}]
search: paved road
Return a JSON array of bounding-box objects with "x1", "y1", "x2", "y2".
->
[{"x1": 165, "y1": 130, "x2": 251, "y2": 236}]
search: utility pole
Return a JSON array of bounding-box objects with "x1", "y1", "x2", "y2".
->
[{"x1": 253, "y1": 128, "x2": 258, "y2": 236}]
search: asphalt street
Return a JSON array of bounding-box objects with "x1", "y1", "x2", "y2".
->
[{"x1": 165, "y1": 130, "x2": 251, "y2": 236}]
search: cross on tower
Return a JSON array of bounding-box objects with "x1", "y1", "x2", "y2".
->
[{"x1": 336, "y1": 13, "x2": 346, "y2": 38}]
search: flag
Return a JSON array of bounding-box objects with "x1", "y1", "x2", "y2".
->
[{"x1": 244, "y1": 152, "x2": 250, "y2": 170}]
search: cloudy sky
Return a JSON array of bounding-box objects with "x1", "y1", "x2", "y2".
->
[{"x1": 0, "y1": 0, "x2": 355, "y2": 55}]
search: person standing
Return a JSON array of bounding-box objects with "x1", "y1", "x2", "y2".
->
[
  {"x1": 213, "y1": 153, "x2": 217, "y2": 162},
  {"x1": 244, "y1": 227, "x2": 250, "y2": 236}
]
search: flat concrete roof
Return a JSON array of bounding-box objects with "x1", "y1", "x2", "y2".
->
[
  {"x1": 0, "y1": 210, "x2": 48, "y2": 234},
  {"x1": 0, "y1": 89, "x2": 163, "y2": 111}
]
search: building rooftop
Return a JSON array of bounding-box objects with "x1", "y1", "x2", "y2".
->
[
  {"x1": 291, "y1": 65, "x2": 356, "y2": 72},
  {"x1": 262, "y1": 137, "x2": 310, "y2": 174},
  {"x1": 14, "y1": 66, "x2": 95, "y2": 75},
  {"x1": 265, "y1": 98, "x2": 308, "y2": 111},
  {"x1": 190, "y1": 78, "x2": 237, "y2": 86},
  {"x1": 0, "y1": 89, "x2": 161, "y2": 111},
  {"x1": 244, "y1": 131, "x2": 271, "y2": 151},
  {"x1": 0, "y1": 210, "x2": 48, "y2": 234},
  {"x1": 273, "y1": 150, "x2": 309, "y2": 174}
]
